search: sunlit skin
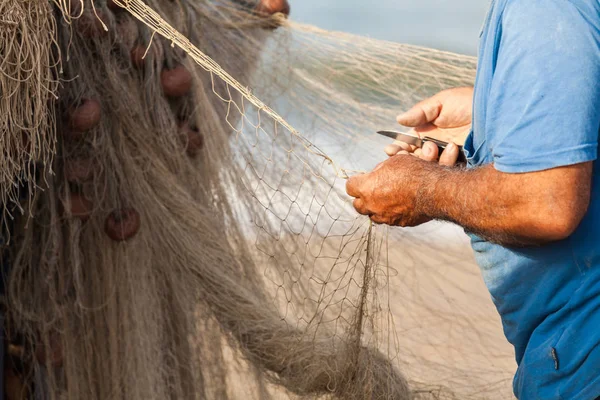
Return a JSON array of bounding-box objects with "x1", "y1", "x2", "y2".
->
[{"x1": 346, "y1": 87, "x2": 593, "y2": 246}]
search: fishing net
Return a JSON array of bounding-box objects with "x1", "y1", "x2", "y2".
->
[{"x1": 0, "y1": 0, "x2": 515, "y2": 399}]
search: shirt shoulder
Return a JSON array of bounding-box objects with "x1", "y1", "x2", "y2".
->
[
  {"x1": 495, "y1": 0, "x2": 600, "y2": 77},
  {"x1": 473, "y1": 0, "x2": 600, "y2": 173},
  {"x1": 501, "y1": 0, "x2": 600, "y2": 30}
]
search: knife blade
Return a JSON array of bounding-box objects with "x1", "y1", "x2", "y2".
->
[
  {"x1": 377, "y1": 130, "x2": 423, "y2": 147},
  {"x1": 377, "y1": 130, "x2": 466, "y2": 164}
]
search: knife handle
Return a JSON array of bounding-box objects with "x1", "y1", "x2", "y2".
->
[{"x1": 422, "y1": 137, "x2": 467, "y2": 164}]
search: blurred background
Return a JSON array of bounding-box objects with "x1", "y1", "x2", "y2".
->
[{"x1": 292, "y1": 0, "x2": 490, "y2": 55}]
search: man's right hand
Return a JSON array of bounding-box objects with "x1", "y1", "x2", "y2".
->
[{"x1": 386, "y1": 87, "x2": 473, "y2": 166}]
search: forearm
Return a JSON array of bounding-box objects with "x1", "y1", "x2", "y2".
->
[{"x1": 416, "y1": 163, "x2": 590, "y2": 246}]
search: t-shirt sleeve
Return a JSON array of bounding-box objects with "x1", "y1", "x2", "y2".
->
[{"x1": 486, "y1": 0, "x2": 600, "y2": 173}]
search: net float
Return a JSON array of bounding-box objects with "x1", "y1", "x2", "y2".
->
[
  {"x1": 105, "y1": 208, "x2": 141, "y2": 241},
  {"x1": 161, "y1": 65, "x2": 192, "y2": 98},
  {"x1": 255, "y1": 0, "x2": 290, "y2": 17},
  {"x1": 67, "y1": 98, "x2": 101, "y2": 135}
]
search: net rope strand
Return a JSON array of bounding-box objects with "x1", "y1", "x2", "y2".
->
[{"x1": 102, "y1": 0, "x2": 351, "y2": 179}]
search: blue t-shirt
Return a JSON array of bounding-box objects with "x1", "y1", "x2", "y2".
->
[{"x1": 465, "y1": 0, "x2": 600, "y2": 398}]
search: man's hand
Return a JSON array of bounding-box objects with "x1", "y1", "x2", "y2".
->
[
  {"x1": 346, "y1": 156, "x2": 592, "y2": 246},
  {"x1": 347, "y1": 87, "x2": 473, "y2": 227},
  {"x1": 346, "y1": 155, "x2": 432, "y2": 227},
  {"x1": 386, "y1": 87, "x2": 473, "y2": 165}
]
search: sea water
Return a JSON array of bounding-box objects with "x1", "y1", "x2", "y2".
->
[{"x1": 292, "y1": 0, "x2": 489, "y2": 55}]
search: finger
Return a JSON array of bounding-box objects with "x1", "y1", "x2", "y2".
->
[
  {"x1": 396, "y1": 141, "x2": 415, "y2": 151},
  {"x1": 398, "y1": 138, "x2": 419, "y2": 153},
  {"x1": 396, "y1": 98, "x2": 442, "y2": 127},
  {"x1": 439, "y1": 142, "x2": 460, "y2": 167},
  {"x1": 353, "y1": 199, "x2": 370, "y2": 216},
  {"x1": 384, "y1": 140, "x2": 413, "y2": 157},
  {"x1": 385, "y1": 146, "x2": 411, "y2": 157},
  {"x1": 346, "y1": 175, "x2": 364, "y2": 198},
  {"x1": 418, "y1": 141, "x2": 439, "y2": 162},
  {"x1": 385, "y1": 144, "x2": 401, "y2": 157},
  {"x1": 390, "y1": 150, "x2": 410, "y2": 159}
]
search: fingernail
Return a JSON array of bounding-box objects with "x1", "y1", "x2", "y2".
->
[
  {"x1": 447, "y1": 143, "x2": 456, "y2": 151},
  {"x1": 424, "y1": 146, "x2": 432, "y2": 156}
]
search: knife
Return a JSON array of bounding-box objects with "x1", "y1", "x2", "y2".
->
[{"x1": 377, "y1": 130, "x2": 466, "y2": 164}]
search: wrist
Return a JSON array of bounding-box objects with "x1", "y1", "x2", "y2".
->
[{"x1": 415, "y1": 162, "x2": 453, "y2": 220}]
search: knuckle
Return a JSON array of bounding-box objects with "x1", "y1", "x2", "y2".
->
[{"x1": 345, "y1": 179, "x2": 354, "y2": 192}]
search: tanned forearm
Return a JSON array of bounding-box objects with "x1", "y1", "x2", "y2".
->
[{"x1": 416, "y1": 163, "x2": 592, "y2": 246}]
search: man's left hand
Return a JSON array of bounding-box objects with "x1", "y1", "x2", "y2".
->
[
  {"x1": 346, "y1": 154, "x2": 433, "y2": 227},
  {"x1": 347, "y1": 135, "x2": 461, "y2": 227}
]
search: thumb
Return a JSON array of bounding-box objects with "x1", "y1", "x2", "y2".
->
[{"x1": 397, "y1": 97, "x2": 442, "y2": 127}]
